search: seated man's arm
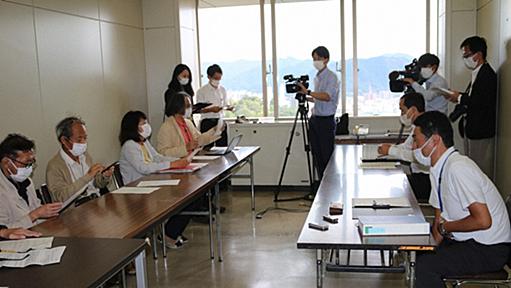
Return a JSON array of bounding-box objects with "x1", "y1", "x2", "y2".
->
[
  {"x1": 443, "y1": 202, "x2": 492, "y2": 232},
  {"x1": 46, "y1": 165, "x2": 94, "y2": 202}
]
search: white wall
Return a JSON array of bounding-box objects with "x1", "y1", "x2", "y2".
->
[{"x1": 0, "y1": 0, "x2": 147, "y2": 185}]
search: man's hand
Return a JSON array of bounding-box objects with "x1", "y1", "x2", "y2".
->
[
  {"x1": 29, "y1": 203, "x2": 63, "y2": 221},
  {"x1": 297, "y1": 82, "x2": 308, "y2": 95},
  {"x1": 225, "y1": 105, "x2": 235, "y2": 111},
  {"x1": 0, "y1": 227, "x2": 42, "y2": 239},
  {"x1": 170, "y1": 158, "x2": 190, "y2": 169},
  {"x1": 402, "y1": 78, "x2": 415, "y2": 84},
  {"x1": 87, "y1": 164, "x2": 104, "y2": 178},
  {"x1": 377, "y1": 144, "x2": 392, "y2": 155},
  {"x1": 446, "y1": 90, "x2": 461, "y2": 103},
  {"x1": 202, "y1": 106, "x2": 222, "y2": 113},
  {"x1": 102, "y1": 166, "x2": 114, "y2": 178},
  {"x1": 186, "y1": 139, "x2": 199, "y2": 151}
]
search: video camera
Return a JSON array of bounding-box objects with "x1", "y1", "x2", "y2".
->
[
  {"x1": 284, "y1": 74, "x2": 309, "y2": 103},
  {"x1": 388, "y1": 59, "x2": 421, "y2": 93}
]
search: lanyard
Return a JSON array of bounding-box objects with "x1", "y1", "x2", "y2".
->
[{"x1": 437, "y1": 150, "x2": 457, "y2": 212}]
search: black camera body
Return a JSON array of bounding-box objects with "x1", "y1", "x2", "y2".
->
[
  {"x1": 284, "y1": 74, "x2": 310, "y2": 103},
  {"x1": 449, "y1": 103, "x2": 468, "y2": 122},
  {"x1": 388, "y1": 58, "x2": 422, "y2": 93}
]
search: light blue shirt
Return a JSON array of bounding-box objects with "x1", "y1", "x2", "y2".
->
[
  {"x1": 312, "y1": 68, "x2": 340, "y2": 116},
  {"x1": 411, "y1": 73, "x2": 448, "y2": 115}
]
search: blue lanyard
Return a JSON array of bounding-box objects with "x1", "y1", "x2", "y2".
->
[{"x1": 437, "y1": 150, "x2": 457, "y2": 212}]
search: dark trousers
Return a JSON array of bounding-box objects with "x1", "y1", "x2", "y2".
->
[
  {"x1": 309, "y1": 115, "x2": 336, "y2": 179},
  {"x1": 406, "y1": 173, "x2": 431, "y2": 203},
  {"x1": 165, "y1": 200, "x2": 201, "y2": 240},
  {"x1": 416, "y1": 238, "x2": 509, "y2": 288},
  {"x1": 200, "y1": 118, "x2": 228, "y2": 149}
]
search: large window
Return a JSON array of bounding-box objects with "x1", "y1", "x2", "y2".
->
[{"x1": 198, "y1": 0, "x2": 434, "y2": 118}]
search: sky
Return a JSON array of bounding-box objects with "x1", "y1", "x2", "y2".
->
[{"x1": 198, "y1": 0, "x2": 427, "y2": 63}]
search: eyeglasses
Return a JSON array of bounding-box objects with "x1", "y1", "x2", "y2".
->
[{"x1": 9, "y1": 157, "x2": 37, "y2": 169}]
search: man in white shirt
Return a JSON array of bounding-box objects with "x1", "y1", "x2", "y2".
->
[
  {"x1": 46, "y1": 117, "x2": 113, "y2": 204},
  {"x1": 378, "y1": 92, "x2": 430, "y2": 201},
  {"x1": 412, "y1": 111, "x2": 511, "y2": 288},
  {"x1": 196, "y1": 64, "x2": 233, "y2": 148}
]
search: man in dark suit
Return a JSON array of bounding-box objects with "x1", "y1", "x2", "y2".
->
[{"x1": 447, "y1": 36, "x2": 497, "y2": 179}]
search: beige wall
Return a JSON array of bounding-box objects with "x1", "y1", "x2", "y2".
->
[
  {"x1": 476, "y1": 0, "x2": 511, "y2": 193},
  {"x1": 0, "y1": 0, "x2": 147, "y2": 186}
]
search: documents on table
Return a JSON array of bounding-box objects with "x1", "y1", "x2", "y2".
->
[
  {"x1": 158, "y1": 162, "x2": 208, "y2": 173},
  {"x1": 136, "y1": 180, "x2": 180, "y2": 187},
  {"x1": 352, "y1": 197, "x2": 411, "y2": 208},
  {"x1": 193, "y1": 155, "x2": 221, "y2": 161},
  {"x1": 358, "y1": 216, "x2": 430, "y2": 236},
  {"x1": 0, "y1": 237, "x2": 66, "y2": 268},
  {"x1": 359, "y1": 162, "x2": 400, "y2": 169},
  {"x1": 110, "y1": 187, "x2": 160, "y2": 194}
]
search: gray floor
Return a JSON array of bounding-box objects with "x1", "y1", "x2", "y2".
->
[{"x1": 127, "y1": 189, "x2": 426, "y2": 288}]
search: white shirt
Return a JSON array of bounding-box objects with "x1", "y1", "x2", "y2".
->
[
  {"x1": 429, "y1": 147, "x2": 511, "y2": 245},
  {"x1": 469, "y1": 64, "x2": 483, "y2": 95},
  {"x1": 60, "y1": 149, "x2": 99, "y2": 197},
  {"x1": 411, "y1": 73, "x2": 449, "y2": 114},
  {"x1": 388, "y1": 125, "x2": 429, "y2": 174},
  {"x1": 119, "y1": 140, "x2": 177, "y2": 184},
  {"x1": 196, "y1": 83, "x2": 227, "y2": 119}
]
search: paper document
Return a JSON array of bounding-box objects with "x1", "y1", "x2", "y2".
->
[
  {"x1": 0, "y1": 237, "x2": 54, "y2": 253},
  {"x1": 352, "y1": 197, "x2": 411, "y2": 208},
  {"x1": 137, "y1": 180, "x2": 180, "y2": 187},
  {"x1": 158, "y1": 162, "x2": 208, "y2": 174},
  {"x1": 433, "y1": 87, "x2": 455, "y2": 95},
  {"x1": 110, "y1": 187, "x2": 159, "y2": 195},
  {"x1": 192, "y1": 155, "x2": 221, "y2": 161},
  {"x1": 186, "y1": 148, "x2": 202, "y2": 162},
  {"x1": 359, "y1": 162, "x2": 399, "y2": 169},
  {"x1": 215, "y1": 118, "x2": 224, "y2": 136},
  {"x1": 0, "y1": 246, "x2": 66, "y2": 268}
]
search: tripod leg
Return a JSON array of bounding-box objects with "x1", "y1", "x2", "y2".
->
[{"x1": 299, "y1": 108, "x2": 315, "y2": 195}]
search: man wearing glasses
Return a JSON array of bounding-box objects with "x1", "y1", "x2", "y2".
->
[
  {"x1": 445, "y1": 36, "x2": 497, "y2": 179},
  {"x1": 0, "y1": 134, "x2": 62, "y2": 228}
]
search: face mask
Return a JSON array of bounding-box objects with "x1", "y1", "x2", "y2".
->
[
  {"x1": 420, "y1": 67, "x2": 434, "y2": 79},
  {"x1": 178, "y1": 77, "x2": 189, "y2": 86},
  {"x1": 8, "y1": 159, "x2": 33, "y2": 183},
  {"x1": 70, "y1": 142, "x2": 87, "y2": 157},
  {"x1": 184, "y1": 107, "x2": 192, "y2": 118},
  {"x1": 399, "y1": 113, "x2": 413, "y2": 127},
  {"x1": 210, "y1": 80, "x2": 220, "y2": 87},
  {"x1": 140, "y1": 123, "x2": 152, "y2": 139},
  {"x1": 313, "y1": 60, "x2": 325, "y2": 71},
  {"x1": 463, "y1": 55, "x2": 478, "y2": 70},
  {"x1": 413, "y1": 137, "x2": 436, "y2": 167}
]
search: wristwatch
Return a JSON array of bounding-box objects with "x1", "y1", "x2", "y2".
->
[
  {"x1": 438, "y1": 221, "x2": 449, "y2": 237},
  {"x1": 307, "y1": 90, "x2": 311, "y2": 96}
]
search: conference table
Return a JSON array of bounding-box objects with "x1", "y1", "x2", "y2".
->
[
  {"x1": 297, "y1": 145, "x2": 436, "y2": 288},
  {"x1": 32, "y1": 146, "x2": 259, "y2": 282},
  {"x1": 0, "y1": 237, "x2": 147, "y2": 288}
]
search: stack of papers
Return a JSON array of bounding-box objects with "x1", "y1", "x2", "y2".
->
[
  {"x1": 358, "y1": 216, "x2": 430, "y2": 236},
  {"x1": 110, "y1": 187, "x2": 160, "y2": 194},
  {"x1": 136, "y1": 180, "x2": 180, "y2": 187},
  {"x1": 158, "y1": 162, "x2": 208, "y2": 174},
  {"x1": 193, "y1": 155, "x2": 221, "y2": 161},
  {"x1": 352, "y1": 197, "x2": 411, "y2": 208},
  {"x1": 0, "y1": 237, "x2": 66, "y2": 268}
]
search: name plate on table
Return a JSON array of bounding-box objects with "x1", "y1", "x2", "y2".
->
[{"x1": 358, "y1": 216, "x2": 430, "y2": 236}]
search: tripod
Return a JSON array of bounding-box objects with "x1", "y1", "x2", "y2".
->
[{"x1": 256, "y1": 96, "x2": 316, "y2": 219}]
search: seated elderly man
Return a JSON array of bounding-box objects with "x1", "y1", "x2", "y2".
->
[
  {"x1": 0, "y1": 134, "x2": 62, "y2": 228},
  {"x1": 46, "y1": 117, "x2": 113, "y2": 204}
]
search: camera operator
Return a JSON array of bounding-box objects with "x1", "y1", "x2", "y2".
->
[
  {"x1": 445, "y1": 36, "x2": 497, "y2": 178},
  {"x1": 402, "y1": 53, "x2": 449, "y2": 115},
  {"x1": 298, "y1": 46, "x2": 340, "y2": 180}
]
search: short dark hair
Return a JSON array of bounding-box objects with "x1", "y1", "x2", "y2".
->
[
  {"x1": 56, "y1": 117, "x2": 85, "y2": 142},
  {"x1": 207, "y1": 64, "x2": 222, "y2": 77},
  {"x1": 312, "y1": 46, "x2": 330, "y2": 59},
  {"x1": 0, "y1": 134, "x2": 35, "y2": 160},
  {"x1": 418, "y1": 53, "x2": 440, "y2": 67},
  {"x1": 119, "y1": 111, "x2": 147, "y2": 145},
  {"x1": 165, "y1": 91, "x2": 187, "y2": 117},
  {"x1": 401, "y1": 92, "x2": 425, "y2": 113},
  {"x1": 413, "y1": 111, "x2": 454, "y2": 148},
  {"x1": 460, "y1": 36, "x2": 487, "y2": 60}
]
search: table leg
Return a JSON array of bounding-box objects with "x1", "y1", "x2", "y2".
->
[
  {"x1": 249, "y1": 156, "x2": 255, "y2": 211},
  {"x1": 151, "y1": 229, "x2": 158, "y2": 259},
  {"x1": 134, "y1": 250, "x2": 148, "y2": 288},
  {"x1": 120, "y1": 267, "x2": 127, "y2": 288},
  {"x1": 316, "y1": 249, "x2": 323, "y2": 288},
  {"x1": 215, "y1": 183, "x2": 223, "y2": 262},
  {"x1": 161, "y1": 223, "x2": 167, "y2": 258},
  {"x1": 208, "y1": 190, "x2": 214, "y2": 259},
  {"x1": 409, "y1": 251, "x2": 416, "y2": 288}
]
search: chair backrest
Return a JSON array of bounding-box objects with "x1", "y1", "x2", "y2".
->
[
  {"x1": 112, "y1": 162, "x2": 124, "y2": 189},
  {"x1": 40, "y1": 184, "x2": 53, "y2": 204},
  {"x1": 504, "y1": 194, "x2": 511, "y2": 266}
]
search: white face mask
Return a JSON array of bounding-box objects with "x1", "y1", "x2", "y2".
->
[
  {"x1": 313, "y1": 60, "x2": 325, "y2": 71},
  {"x1": 70, "y1": 142, "x2": 87, "y2": 157},
  {"x1": 463, "y1": 55, "x2": 478, "y2": 70},
  {"x1": 140, "y1": 123, "x2": 152, "y2": 139},
  {"x1": 178, "y1": 77, "x2": 189, "y2": 86},
  {"x1": 420, "y1": 67, "x2": 434, "y2": 79},
  {"x1": 184, "y1": 107, "x2": 192, "y2": 118},
  {"x1": 399, "y1": 113, "x2": 413, "y2": 127},
  {"x1": 8, "y1": 159, "x2": 33, "y2": 183},
  {"x1": 210, "y1": 80, "x2": 220, "y2": 87},
  {"x1": 413, "y1": 137, "x2": 436, "y2": 167}
]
